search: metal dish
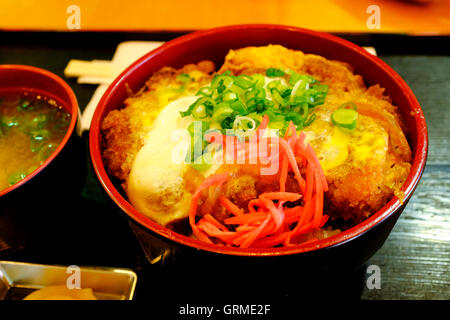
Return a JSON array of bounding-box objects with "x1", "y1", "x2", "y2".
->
[{"x1": 0, "y1": 261, "x2": 137, "y2": 300}]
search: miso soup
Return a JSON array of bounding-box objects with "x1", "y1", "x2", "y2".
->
[{"x1": 0, "y1": 90, "x2": 71, "y2": 191}]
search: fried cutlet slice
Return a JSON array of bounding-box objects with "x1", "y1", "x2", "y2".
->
[
  {"x1": 218, "y1": 44, "x2": 366, "y2": 93},
  {"x1": 218, "y1": 44, "x2": 305, "y2": 75},
  {"x1": 102, "y1": 45, "x2": 412, "y2": 226},
  {"x1": 101, "y1": 61, "x2": 215, "y2": 183},
  {"x1": 218, "y1": 45, "x2": 411, "y2": 223}
]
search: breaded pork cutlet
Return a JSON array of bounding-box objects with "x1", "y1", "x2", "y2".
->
[
  {"x1": 101, "y1": 45, "x2": 411, "y2": 226},
  {"x1": 217, "y1": 45, "x2": 411, "y2": 223},
  {"x1": 101, "y1": 61, "x2": 215, "y2": 183}
]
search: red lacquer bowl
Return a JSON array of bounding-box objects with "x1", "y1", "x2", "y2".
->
[
  {"x1": 89, "y1": 25, "x2": 427, "y2": 269},
  {"x1": 0, "y1": 65, "x2": 80, "y2": 198},
  {"x1": 0, "y1": 65, "x2": 85, "y2": 256}
]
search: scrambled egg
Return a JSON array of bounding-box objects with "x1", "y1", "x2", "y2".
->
[
  {"x1": 126, "y1": 96, "x2": 196, "y2": 226},
  {"x1": 305, "y1": 112, "x2": 389, "y2": 174}
]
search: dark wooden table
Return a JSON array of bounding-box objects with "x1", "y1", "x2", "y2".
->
[{"x1": 0, "y1": 32, "x2": 448, "y2": 301}]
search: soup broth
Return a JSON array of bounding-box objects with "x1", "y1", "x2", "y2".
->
[{"x1": 0, "y1": 90, "x2": 71, "y2": 191}]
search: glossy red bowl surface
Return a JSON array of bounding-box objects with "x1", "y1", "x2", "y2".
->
[
  {"x1": 0, "y1": 65, "x2": 79, "y2": 198},
  {"x1": 90, "y1": 25, "x2": 428, "y2": 257}
]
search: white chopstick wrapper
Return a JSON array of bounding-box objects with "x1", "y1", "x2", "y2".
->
[
  {"x1": 64, "y1": 42, "x2": 376, "y2": 133},
  {"x1": 64, "y1": 41, "x2": 164, "y2": 133}
]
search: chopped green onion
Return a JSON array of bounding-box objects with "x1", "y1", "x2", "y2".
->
[
  {"x1": 17, "y1": 100, "x2": 31, "y2": 111},
  {"x1": 331, "y1": 108, "x2": 358, "y2": 130},
  {"x1": 211, "y1": 74, "x2": 234, "y2": 93},
  {"x1": 251, "y1": 74, "x2": 265, "y2": 87},
  {"x1": 245, "y1": 87, "x2": 266, "y2": 101},
  {"x1": 304, "y1": 113, "x2": 316, "y2": 127},
  {"x1": 8, "y1": 171, "x2": 27, "y2": 186},
  {"x1": 38, "y1": 143, "x2": 57, "y2": 161},
  {"x1": 300, "y1": 103, "x2": 309, "y2": 118},
  {"x1": 290, "y1": 79, "x2": 309, "y2": 102},
  {"x1": 230, "y1": 100, "x2": 247, "y2": 114},
  {"x1": 177, "y1": 73, "x2": 191, "y2": 83},
  {"x1": 266, "y1": 80, "x2": 279, "y2": 90},
  {"x1": 221, "y1": 90, "x2": 238, "y2": 102},
  {"x1": 183, "y1": 68, "x2": 327, "y2": 148},
  {"x1": 30, "y1": 129, "x2": 50, "y2": 141},
  {"x1": 280, "y1": 88, "x2": 291, "y2": 99},
  {"x1": 4, "y1": 117, "x2": 19, "y2": 127},
  {"x1": 289, "y1": 73, "x2": 316, "y2": 86},
  {"x1": 220, "y1": 117, "x2": 234, "y2": 129},
  {"x1": 246, "y1": 97, "x2": 265, "y2": 113},
  {"x1": 309, "y1": 84, "x2": 328, "y2": 106},
  {"x1": 270, "y1": 88, "x2": 289, "y2": 107},
  {"x1": 233, "y1": 116, "x2": 257, "y2": 131},
  {"x1": 181, "y1": 97, "x2": 215, "y2": 118},
  {"x1": 213, "y1": 102, "x2": 234, "y2": 124},
  {"x1": 264, "y1": 99, "x2": 275, "y2": 109},
  {"x1": 246, "y1": 112, "x2": 263, "y2": 127},
  {"x1": 187, "y1": 120, "x2": 212, "y2": 163},
  {"x1": 196, "y1": 87, "x2": 213, "y2": 97},
  {"x1": 266, "y1": 68, "x2": 285, "y2": 77},
  {"x1": 32, "y1": 114, "x2": 48, "y2": 129},
  {"x1": 192, "y1": 105, "x2": 207, "y2": 119},
  {"x1": 285, "y1": 111, "x2": 303, "y2": 126},
  {"x1": 233, "y1": 75, "x2": 254, "y2": 89},
  {"x1": 263, "y1": 108, "x2": 285, "y2": 129},
  {"x1": 188, "y1": 120, "x2": 210, "y2": 137}
]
